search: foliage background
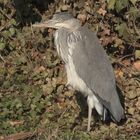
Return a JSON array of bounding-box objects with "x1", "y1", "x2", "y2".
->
[{"x1": 0, "y1": 0, "x2": 140, "y2": 139}]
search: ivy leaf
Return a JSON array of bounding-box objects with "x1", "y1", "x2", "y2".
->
[
  {"x1": 115, "y1": 0, "x2": 129, "y2": 12},
  {"x1": 115, "y1": 23, "x2": 131, "y2": 41},
  {"x1": 9, "y1": 27, "x2": 16, "y2": 36},
  {"x1": 0, "y1": 42, "x2": 6, "y2": 51},
  {"x1": 127, "y1": 7, "x2": 140, "y2": 17},
  {"x1": 107, "y1": 0, "x2": 116, "y2": 10}
]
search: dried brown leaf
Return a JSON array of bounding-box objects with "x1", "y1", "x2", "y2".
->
[
  {"x1": 133, "y1": 60, "x2": 140, "y2": 71},
  {"x1": 97, "y1": 8, "x2": 107, "y2": 16}
]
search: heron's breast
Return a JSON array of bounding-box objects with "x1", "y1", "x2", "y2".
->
[
  {"x1": 65, "y1": 54, "x2": 92, "y2": 97},
  {"x1": 54, "y1": 30, "x2": 69, "y2": 63}
]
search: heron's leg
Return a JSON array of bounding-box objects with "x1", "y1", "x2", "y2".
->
[
  {"x1": 87, "y1": 95, "x2": 94, "y2": 131},
  {"x1": 87, "y1": 105, "x2": 92, "y2": 131}
]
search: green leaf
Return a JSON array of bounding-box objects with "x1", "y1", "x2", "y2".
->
[
  {"x1": 116, "y1": 23, "x2": 127, "y2": 37},
  {"x1": 115, "y1": 0, "x2": 129, "y2": 12},
  {"x1": 3, "y1": 30, "x2": 11, "y2": 37},
  {"x1": 127, "y1": 7, "x2": 140, "y2": 17},
  {"x1": 2, "y1": 81, "x2": 11, "y2": 88},
  {"x1": 135, "y1": 50, "x2": 140, "y2": 59},
  {"x1": 10, "y1": 18, "x2": 17, "y2": 26},
  {"x1": 115, "y1": 23, "x2": 131, "y2": 41},
  {"x1": 9, "y1": 27, "x2": 16, "y2": 36},
  {"x1": 0, "y1": 42, "x2": 6, "y2": 51},
  {"x1": 107, "y1": 0, "x2": 116, "y2": 10},
  {"x1": 14, "y1": 54, "x2": 27, "y2": 64}
]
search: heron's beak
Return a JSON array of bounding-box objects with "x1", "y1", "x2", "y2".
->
[{"x1": 33, "y1": 20, "x2": 55, "y2": 28}]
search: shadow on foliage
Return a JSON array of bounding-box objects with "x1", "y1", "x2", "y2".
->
[
  {"x1": 72, "y1": 87, "x2": 126, "y2": 130},
  {"x1": 72, "y1": 92, "x2": 104, "y2": 130},
  {"x1": 13, "y1": 0, "x2": 54, "y2": 26}
]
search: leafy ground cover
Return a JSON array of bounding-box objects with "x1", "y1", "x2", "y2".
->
[{"x1": 0, "y1": 0, "x2": 140, "y2": 139}]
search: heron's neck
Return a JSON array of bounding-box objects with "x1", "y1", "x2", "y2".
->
[
  {"x1": 59, "y1": 19, "x2": 81, "y2": 30},
  {"x1": 69, "y1": 20, "x2": 81, "y2": 30}
]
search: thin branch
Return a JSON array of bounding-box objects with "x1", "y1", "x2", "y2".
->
[
  {"x1": 0, "y1": 21, "x2": 11, "y2": 32},
  {"x1": 116, "y1": 54, "x2": 134, "y2": 63},
  {"x1": 30, "y1": 22, "x2": 35, "y2": 38},
  {"x1": 133, "y1": 19, "x2": 140, "y2": 36},
  {"x1": 1, "y1": 131, "x2": 33, "y2": 140},
  {"x1": 0, "y1": 8, "x2": 10, "y2": 20},
  {"x1": 0, "y1": 54, "x2": 5, "y2": 62}
]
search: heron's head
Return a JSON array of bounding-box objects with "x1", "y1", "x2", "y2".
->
[{"x1": 33, "y1": 12, "x2": 81, "y2": 29}]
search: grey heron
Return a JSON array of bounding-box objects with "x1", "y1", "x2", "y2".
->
[{"x1": 33, "y1": 12, "x2": 124, "y2": 131}]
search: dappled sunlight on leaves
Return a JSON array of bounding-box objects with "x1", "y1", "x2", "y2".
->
[{"x1": 0, "y1": 0, "x2": 140, "y2": 139}]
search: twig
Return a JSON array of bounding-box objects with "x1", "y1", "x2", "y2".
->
[
  {"x1": 0, "y1": 131, "x2": 33, "y2": 140},
  {"x1": 0, "y1": 32, "x2": 15, "y2": 42},
  {"x1": 116, "y1": 54, "x2": 134, "y2": 63},
  {"x1": 133, "y1": 77, "x2": 140, "y2": 83},
  {"x1": 133, "y1": 19, "x2": 140, "y2": 36},
  {"x1": 0, "y1": 54, "x2": 5, "y2": 62},
  {"x1": 0, "y1": 21, "x2": 11, "y2": 32},
  {"x1": 30, "y1": 22, "x2": 35, "y2": 38},
  {"x1": 70, "y1": 125, "x2": 77, "y2": 140},
  {"x1": 0, "y1": 9, "x2": 10, "y2": 20},
  {"x1": 0, "y1": 8, "x2": 15, "y2": 32},
  {"x1": 0, "y1": 129, "x2": 46, "y2": 140}
]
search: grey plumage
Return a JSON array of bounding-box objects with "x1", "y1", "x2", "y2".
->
[
  {"x1": 70, "y1": 26, "x2": 124, "y2": 121},
  {"x1": 53, "y1": 12, "x2": 73, "y2": 21},
  {"x1": 33, "y1": 12, "x2": 124, "y2": 131}
]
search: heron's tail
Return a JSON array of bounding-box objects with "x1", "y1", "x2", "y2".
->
[{"x1": 110, "y1": 91, "x2": 125, "y2": 122}]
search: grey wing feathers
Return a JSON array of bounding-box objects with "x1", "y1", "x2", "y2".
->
[{"x1": 69, "y1": 26, "x2": 124, "y2": 121}]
